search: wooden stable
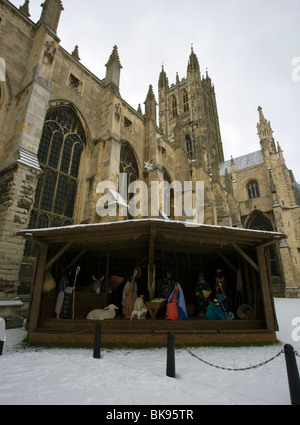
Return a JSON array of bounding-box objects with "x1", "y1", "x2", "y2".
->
[{"x1": 17, "y1": 219, "x2": 287, "y2": 345}]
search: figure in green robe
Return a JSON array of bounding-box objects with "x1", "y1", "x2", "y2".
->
[{"x1": 195, "y1": 273, "x2": 212, "y2": 316}]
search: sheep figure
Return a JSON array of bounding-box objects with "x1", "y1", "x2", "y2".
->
[
  {"x1": 86, "y1": 304, "x2": 119, "y2": 320},
  {"x1": 131, "y1": 307, "x2": 148, "y2": 320}
]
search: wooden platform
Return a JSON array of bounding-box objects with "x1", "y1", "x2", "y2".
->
[{"x1": 28, "y1": 317, "x2": 276, "y2": 345}]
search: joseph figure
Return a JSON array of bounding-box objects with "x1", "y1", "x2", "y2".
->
[{"x1": 195, "y1": 273, "x2": 212, "y2": 316}]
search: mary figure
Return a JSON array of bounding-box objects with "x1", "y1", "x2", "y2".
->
[{"x1": 165, "y1": 283, "x2": 189, "y2": 320}]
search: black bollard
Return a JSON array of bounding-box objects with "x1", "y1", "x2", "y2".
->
[
  {"x1": 166, "y1": 331, "x2": 176, "y2": 378},
  {"x1": 284, "y1": 344, "x2": 300, "y2": 406},
  {"x1": 0, "y1": 318, "x2": 5, "y2": 356},
  {"x1": 93, "y1": 323, "x2": 101, "y2": 359}
]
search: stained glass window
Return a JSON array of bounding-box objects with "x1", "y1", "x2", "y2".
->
[
  {"x1": 247, "y1": 181, "x2": 260, "y2": 199},
  {"x1": 172, "y1": 96, "x2": 178, "y2": 118},
  {"x1": 183, "y1": 90, "x2": 189, "y2": 113},
  {"x1": 24, "y1": 107, "x2": 86, "y2": 257}
]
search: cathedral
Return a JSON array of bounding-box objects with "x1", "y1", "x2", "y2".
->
[{"x1": 0, "y1": 0, "x2": 299, "y2": 325}]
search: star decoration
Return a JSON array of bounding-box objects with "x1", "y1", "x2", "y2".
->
[{"x1": 144, "y1": 161, "x2": 154, "y2": 172}]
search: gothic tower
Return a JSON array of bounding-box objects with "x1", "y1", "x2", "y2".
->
[{"x1": 158, "y1": 47, "x2": 224, "y2": 173}]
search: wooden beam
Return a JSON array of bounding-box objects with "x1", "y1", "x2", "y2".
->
[
  {"x1": 45, "y1": 242, "x2": 72, "y2": 271},
  {"x1": 257, "y1": 240, "x2": 278, "y2": 249},
  {"x1": 216, "y1": 251, "x2": 237, "y2": 274},
  {"x1": 232, "y1": 242, "x2": 259, "y2": 273},
  {"x1": 62, "y1": 249, "x2": 87, "y2": 275}
]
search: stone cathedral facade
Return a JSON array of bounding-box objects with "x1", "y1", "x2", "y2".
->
[{"x1": 0, "y1": 0, "x2": 299, "y2": 322}]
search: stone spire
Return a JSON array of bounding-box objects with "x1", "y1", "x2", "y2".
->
[
  {"x1": 257, "y1": 106, "x2": 273, "y2": 137},
  {"x1": 187, "y1": 46, "x2": 200, "y2": 75},
  {"x1": 37, "y1": 0, "x2": 64, "y2": 34},
  {"x1": 71, "y1": 45, "x2": 80, "y2": 61},
  {"x1": 257, "y1": 106, "x2": 276, "y2": 157},
  {"x1": 144, "y1": 85, "x2": 157, "y2": 122},
  {"x1": 105, "y1": 45, "x2": 123, "y2": 93},
  {"x1": 158, "y1": 65, "x2": 169, "y2": 88},
  {"x1": 19, "y1": 0, "x2": 31, "y2": 18}
]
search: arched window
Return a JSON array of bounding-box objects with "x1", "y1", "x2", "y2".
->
[
  {"x1": 119, "y1": 144, "x2": 139, "y2": 219},
  {"x1": 162, "y1": 169, "x2": 174, "y2": 219},
  {"x1": 247, "y1": 212, "x2": 279, "y2": 276},
  {"x1": 186, "y1": 134, "x2": 194, "y2": 159},
  {"x1": 120, "y1": 144, "x2": 139, "y2": 185},
  {"x1": 183, "y1": 90, "x2": 189, "y2": 113},
  {"x1": 247, "y1": 180, "x2": 260, "y2": 199},
  {"x1": 172, "y1": 96, "x2": 178, "y2": 118},
  {"x1": 24, "y1": 108, "x2": 86, "y2": 257}
]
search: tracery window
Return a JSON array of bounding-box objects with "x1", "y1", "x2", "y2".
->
[
  {"x1": 172, "y1": 95, "x2": 178, "y2": 118},
  {"x1": 186, "y1": 134, "x2": 194, "y2": 159},
  {"x1": 248, "y1": 212, "x2": 278, "y2": 276},
  {"x1": 24, "y1": 108, "x2": 85, "y2": 257},
  {"x1": 247, "y1": 180, "x2": 260, "y2": 199},
  {"x1": 183, "y1": 90, "x2": 189, "y2": 113},
  {"x1": 119, "y1": 144, "x2": 139, "y2": 219},
  {"x1": 162, "y1": 169, "x2": 174, "y2": 219}
]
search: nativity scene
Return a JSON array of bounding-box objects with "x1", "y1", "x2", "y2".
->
[{"x1": 17, "y1": 219, "x2": 284, "y2": 345}]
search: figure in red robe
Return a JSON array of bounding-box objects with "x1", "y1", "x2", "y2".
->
[{"x1": 165, "y1": 283, "x2": 189, "y2": 320}]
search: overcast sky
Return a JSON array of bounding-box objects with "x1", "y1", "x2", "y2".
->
[{"x1": 11, "y1": 0, "x2": 300, "y2": 181}]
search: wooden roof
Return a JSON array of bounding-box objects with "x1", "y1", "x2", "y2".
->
[{"x1": 17, "y1": 219, "x2": 286, "y2": 254}]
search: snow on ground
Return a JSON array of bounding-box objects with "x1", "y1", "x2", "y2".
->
[{"x1": 0, "y1": 298, "x2": 299, "y2": 406}]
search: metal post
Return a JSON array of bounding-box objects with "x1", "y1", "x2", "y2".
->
[
  {"x1": 166, "y1": 331, "x2": 176, "y2": 378},
  {"x1": 0, "y1": 318, "x2": 6, "y2": 356},
  {"x1": 284, "y1": 344, "x2": 300, "y2": 405},
  {"x1": 93, "y1": 323, "x2": 101, "y2": 359}
]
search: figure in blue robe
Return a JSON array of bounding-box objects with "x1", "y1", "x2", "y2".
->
[
  {"x1": 206, "y1": 283, "x2": 234, "y2": 320},
  {"x1": 165, "y1": 283, "x2": 189, "y2": 320}
]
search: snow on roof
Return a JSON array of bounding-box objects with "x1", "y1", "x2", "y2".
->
[
  {"x1": 18, "y1": 218, "x2": 285, "y2": 238},
  {"x1": 0, "y1": 300, "x2": 23, "y2": 307},
  {"x1": 219, "y1": 150, "x2": 264, "y2": 176}
]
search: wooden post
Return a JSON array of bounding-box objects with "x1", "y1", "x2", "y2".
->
[
  {"x1": 105, "y1": 248, "x2": 110, "y2": 294},
  {"x1": 256, "y1": 246, "x2": 276, "y2": 332},
  {"x1": 148, "y1": 224, "x2": 156, "y2": 300},
  {"x1": 28, "y1": 243, "x2": 48, "y2": 333},
  {"x1": 265, "y1": 249, "x2": 279, "y2": 331}
]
